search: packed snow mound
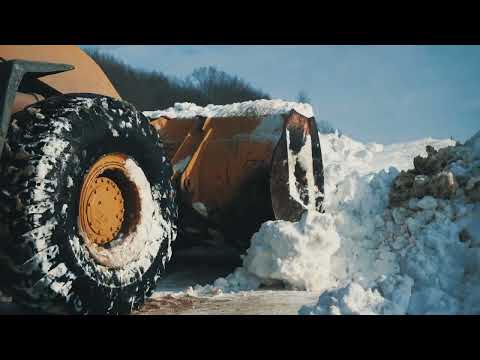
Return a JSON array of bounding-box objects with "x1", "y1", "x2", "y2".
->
[
  {"x1": 242, "y1": 212, "x2": 340, "y2": 291},
  {"x1": 300, "y1": 130, "x2": 480, "y2": 315},
  {"x1": 301, "y1": 191, "x2": 477, "y2": 315},
  {"x1": 190, "y1": 213, "x2": 340, "y2": 295},
  {"x1": 191, "y1": 129, "x2": 480, "y2": 314},
  {"x1": 143, "y1": 99, "x2": 314, "y2": 120},
  {"x1": 190, "y1": 132, "x2": 467, "y2": 306},
  {"x1": 299, "y1": 275, "x2": 414, "y2": 315}
]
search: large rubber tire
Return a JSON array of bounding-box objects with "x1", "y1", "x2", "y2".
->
[{"x1": 0, "y1": 94, "x2": 178, "y2": 314}]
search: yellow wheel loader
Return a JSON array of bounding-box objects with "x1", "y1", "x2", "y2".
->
[{"x1": 0, "y1": 45, "x2": 324, "y2": 314}]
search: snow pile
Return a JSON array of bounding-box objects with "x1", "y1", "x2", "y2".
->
[
  {"x1": 187, "y1": 127, "x2": 480, "y2": 314},
  {"x1": 143, "y1": 99, "x2": 314, "y2": 120},
  {"x1": 300, "y1": 194, "x2": 476, "y2": 315},
  {"x1": 299, "y1": 276, "x2": 414, "y2": 315},
  {"x1": 300, "y1": 131, "x2": 480, "y2": 315},
  {"x1": 187, "y1": 213, "x2": 340, "y2": 295},
  {"x1": 242, "y1": 213, "x2": 340, "y2": 291},
  {"x1": 311, "y1": 283, "x2": 388, "y2": 315}
]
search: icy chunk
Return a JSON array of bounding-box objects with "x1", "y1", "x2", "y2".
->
[{"x1": 417, "y1": 196, "x2": 438, "y2": 210}]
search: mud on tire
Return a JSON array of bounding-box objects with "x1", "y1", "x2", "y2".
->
[{"x1": 0, "y1": 94, "x2": 178, "y2": 314}]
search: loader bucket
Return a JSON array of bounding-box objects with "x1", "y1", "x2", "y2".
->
[
  {"x1": 148, "y1": 102, "x2": 325, "y2": 249},
  {"x1": 270, "y1": 110, "x2": 324, "y2": 222}
]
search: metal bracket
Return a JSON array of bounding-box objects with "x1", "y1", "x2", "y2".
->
[{"x1": 0, "y1": 59, "x2": 74, "y2": 158}]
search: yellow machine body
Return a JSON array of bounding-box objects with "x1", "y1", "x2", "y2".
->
[{"x1": 0, "y1": 45, "x2": 119, "y2": 114}]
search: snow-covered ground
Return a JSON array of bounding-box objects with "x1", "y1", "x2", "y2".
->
[{"x1": 150, "y1": 129, "x2": 480, "y2": 315}]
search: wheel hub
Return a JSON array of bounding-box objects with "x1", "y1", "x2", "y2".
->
[
  {"x1": 79, "y1": 153, "x2": 131, "y2": 246},
  {"x1": 85, "y1": 177, "x2": 124, "y2": 244}
]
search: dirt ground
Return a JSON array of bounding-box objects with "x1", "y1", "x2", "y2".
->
[
  {"x1": 0, "y1": 291, "x2": 319, "y2": 316},
  {"x1": 135, "y1": 261, "x2": 320, "y2": 315},
  {"x1": 136, "y1": 291, "x2": 320, "y2": 315},
  {"x1": 0, "y1": 246, "x2": 320, "y2": 315}
]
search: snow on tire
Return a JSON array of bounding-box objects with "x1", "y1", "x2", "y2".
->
[{"x1": 0, "y1": 94, "x2": 178, "y2": 314}]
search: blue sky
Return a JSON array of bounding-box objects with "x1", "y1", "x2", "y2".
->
[{"x1": 82, "y1": 45, "x2": 480, "y2": 144}]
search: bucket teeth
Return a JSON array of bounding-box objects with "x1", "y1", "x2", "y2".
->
[{"x1": 270, "y1": 110, "x2": 324, "y2": 222}]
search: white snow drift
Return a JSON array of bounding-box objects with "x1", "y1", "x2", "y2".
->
[
  {"x1": 144, "y1": 99, "x2": 314, "y2": 120},
  {"x1": 189, "y1": 127, "x2": 480, "y2": 315}
]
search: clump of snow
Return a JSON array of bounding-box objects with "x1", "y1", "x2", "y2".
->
[
  {"x1": 36, "y1": 138, "x2": 69, "y2": 181},
  {"x1": 189, "y1": 212, "x2": 340, "y2": 296},
  {"x1": 143, "y1": 99, "x2": 314, "y2": 120},
  {"x1": 287, "y1": 132, "x2": 320, "y2": 209},
  {"x1": 244, "y1": 212, "x2": 340, "y2": 291},
  {"x1": 67, "y1": 176, "x2": 74, "y2": 188},
  {"x1": 417, "y1": 196, "x2": 438, "y2": 210},
  {"x1": 299, "y1": 275, "x2": 414, "y2": 315},
  {"x1": 187, "y1": 267, "x2": 262, "y2": 296},
  {"x1": 189, "y1": 128, "x2": 480, "y2": 315},
  {"x1": 192, "y1": 202, "x2": 208, "y2": 218}
]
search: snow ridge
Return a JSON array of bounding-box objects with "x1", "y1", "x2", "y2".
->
[
  {"x1": 144, "y1": 99, "x2": 314, "y2": 120},
  {"x1": 188, "y1": 130, "x2": 480, "y2": 315}
]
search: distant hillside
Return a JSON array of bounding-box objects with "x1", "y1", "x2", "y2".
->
[{"x1": 86, "y1": 49, "x2": 270, "y2": 111}]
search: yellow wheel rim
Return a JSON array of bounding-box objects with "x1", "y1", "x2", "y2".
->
[{"x1": 79, "y1": 153, "x2": 130, "y2": 246}]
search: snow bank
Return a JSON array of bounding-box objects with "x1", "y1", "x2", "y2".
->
[
  {"x1": 243, "y1": 213, "x2": 340, "y2": 291},
  {"x1": 187, "y1": 213, "x2": 340, "y2": 296},
  {"x1": 299, "y1": 275, "x2": 414, "y2": 315},
  {"x1": 143, "y1": 99, "x2": 314, "y2": 120},
  {"x1": 299, "y1": 131, "x2": 480, "y2": 315},
  {"x1": 189, "y1": 127, "x2": 480, "y2": 314}
]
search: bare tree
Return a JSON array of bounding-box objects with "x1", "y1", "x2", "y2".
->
[{"x1": 188, "y1": 66, "x2": 270, "y2": 105}]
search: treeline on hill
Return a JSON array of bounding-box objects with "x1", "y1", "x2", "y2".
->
[{"x1": 86, "y1": 49, "x2": 270, "y2": 111}]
